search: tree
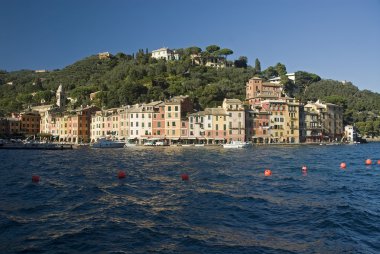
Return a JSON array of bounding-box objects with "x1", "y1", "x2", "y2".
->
[
  {"x1": 206, "y1": 45, "x2": 220, "y2": 53},
  {"x1": 281, "y1": 76, "x2": 295, "y2": 96},
  {"x1": 263, "y1": 66, "x2": 278, "y2": 79},
  {"x1": 217, "y1": 48, "x2": 233, "y2": 59},
  {"x1": 255, "y1": 58, "x2": 261, "y2": 73},
  {"x1": 275, "y1": 63, "x2": 287, "y2": 76},
  {"x1": 185, "y1": 46, "x2": 202, "y2": 55},
  {"x1": 234, "y1": 56, "x2": 248, "y2": 68},
  {"x1": 295, "y1": 71, "x2": 321, "y2": 86}
]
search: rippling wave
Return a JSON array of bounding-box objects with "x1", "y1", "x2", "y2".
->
[{"x1": 0, "y1": 144, "x2": 379, "y2": 253}]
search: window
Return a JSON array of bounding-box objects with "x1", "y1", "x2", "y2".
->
[
  {"x1": 158, "y1": 122, "x2": 161, "y2": 127},
  {"x1": 131, "y1": 122, "x2": 133, "y2": 127},
  {"x1": 172, "y1": 130, "x2": 175, "y2": 135},
  {"x1": 136, "y1": 130, "x2": 139, "y2": 135},
  {"x1": 142, "y1": 114, "x2": 144, "y2": 118},
  {"x1": 148, "y1": 123, "x2": 151, "y2": 127},
  {"x1": 161, "y1": 114, "x2": 164, "y2": 118},
  {"x1": 182, "y1": 122, "x2": 185, "y2": 127},
  {"x1": 175, "y1": 113, "x2": 178, "y2": 118},
  {"x1": 168, "y1": 106, "x2": 172, "y2": 111},
  {"x1": 157, "y1": 130, "x2": 161, "y2": 135},
  {"x1": 142, "y1": 123, "x2": 145, "y2": 128},
  {"x1": 168, "y1": 113, "x2": 171, "y2": 118},
  {"x1": 175, "y1": 106, "x2": 178, "y2": 111},
  {"x1": 136, "y1": 122, "x2": 139, "y2": 127},
  {"x1": 154, "y1": 114, "x2": 156, "y2": 119},
  {"x1": 172, "y1": 122, "x2": 176, "y2": 127},
  {"x1": 131, "y1": 114, "x2": 133, "y2": 118}
]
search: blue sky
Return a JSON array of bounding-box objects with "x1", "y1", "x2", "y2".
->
[{"x1": 1, "y1": 0, "x2": 379, "y2": 92}]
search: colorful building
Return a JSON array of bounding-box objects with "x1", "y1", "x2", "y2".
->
[{"x1": 223, "y1": 98, "x2": 245, "y2": 142}]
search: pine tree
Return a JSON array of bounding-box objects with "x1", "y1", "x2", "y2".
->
[{"x1": 255, "y1": 58, "x2": 261, "y2": 73}]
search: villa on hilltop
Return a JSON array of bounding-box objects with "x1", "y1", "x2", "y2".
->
[{"x1": 151, "y1": 48, "x2": 179, "y2": 61}]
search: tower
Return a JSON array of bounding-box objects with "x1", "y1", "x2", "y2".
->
[{"x1": 56, "y1": 84, "x2": 66, "y2": 108}]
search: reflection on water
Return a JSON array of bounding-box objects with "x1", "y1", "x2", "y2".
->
[{"x1": 0, "y1": 143, "x2": 379, "y2": 253}]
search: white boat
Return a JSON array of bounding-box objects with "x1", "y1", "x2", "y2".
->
[
  {"x1": 124, "y1": 139, "x2": 137, "y2": 147},
  {"x1": 223, "y1": 141, "x2": 251, "y2": 149},
  {"x1": 92, "y1": 138, "x2": 125, "y2": 148},
  {"x1": 143, "y1": 141, "x2": 155, "y2": 146}
]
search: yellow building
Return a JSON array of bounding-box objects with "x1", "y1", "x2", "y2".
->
[{"x1": 164, "y1": 96, "x2": 192, "y2": 143}]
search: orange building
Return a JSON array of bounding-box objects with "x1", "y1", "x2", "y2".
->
[
  {"x1": 13, "y1": 111, "x2": 41, "y2": 136},
  {"x1": 246, "y1": 77, "x2": 283, "y2": 105}
]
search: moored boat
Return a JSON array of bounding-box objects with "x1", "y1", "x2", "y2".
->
[
  {"x1": 223, "y1": 141, "x2": 251, "y2": 149},
  {"x1": 92, "y1": 138, "x2": 125, "y2": 148}
]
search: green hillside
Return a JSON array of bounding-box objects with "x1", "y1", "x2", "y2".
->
[{"x1": 1, "y1": 46, "x2": 379, "y2": 136}]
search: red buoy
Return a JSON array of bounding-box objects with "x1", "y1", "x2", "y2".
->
[
  {"x1": 118, "y1": 171, "x2": 126, "y2": 179},
  {"x1": 302, "y1": 166, "x2": 308, "y2": 171},
  {"x1": 264, "y1": 169, "x2": 272, "y2": 176},
  {"x1": 32, "y1": 175, "x2": 40, "y2": 183},
  {"x1": 365, "y1": 159, "x2": 372, "y2": 165},
  {"x1": 340, "y1": 162, "x2": 347, "y2": 169},
  {"x1": 377, "y1": 160, "x2": 380, "y2": 165},
  {"x1": 181, "y1": 174, "x2": 189, "y2": 181}
]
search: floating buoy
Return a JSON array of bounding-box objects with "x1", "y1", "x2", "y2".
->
[
  {"x1": 32, "y1": 175, "x2": 40, "y2": 183},
  {"x1": 181, "y1": 174, "x2": 189, "y2": 181},
  {"x1": 264, "y1": 169, "x2": 272, "y2": 176},
  {"x1": 117, "y1": 171, "x2": 126, "y2": 179},
  {"x1": 340, "y1": 162, "x2": 347, "y2": 169},
  {"x1": 365, "y1": 159, "x2": 372, "y2": 165},
  {"x1": 302, "y1": 166, "x2": 308, "y2": 171},
  {"x1": 377, "y1": 160, "x2": 380, "y2": 165}
]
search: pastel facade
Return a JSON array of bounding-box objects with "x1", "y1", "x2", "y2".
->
[
  {"x1": 188, "y1": 111, "x2": 206, "y2": 142},
  {"x1": 246, "y1": 77, "x2": 283, "y2": 105},
  {"x1": 13, "y1": 111, "x2": 41, "y2": 136},
  {"x1": 223, "y1": 99, "x2": 245, "y2": 142},
  {"x1": 344, "y1": 125, "x2": 357, "y2": 142},
  {"x1": 301, "y1": 100, "x2": 344, "y2": 142},
  {"x1": 164, "y1": 96, "x2": 192, "y2": 142},
  {"x1": 91, "y1": 108, "x2": 120, "y2": 142},
  {"x1": 152, "y1": 102, "x2": 166, "y2": 138},
  {"x1": 246, "y1": 107, "x2": 271, "y2": 143}
]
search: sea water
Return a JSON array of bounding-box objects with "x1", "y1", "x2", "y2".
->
[{"x1": 0, "y1": 143, "x2": 379, "y2": 253}]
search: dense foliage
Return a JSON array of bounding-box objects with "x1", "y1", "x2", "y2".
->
[{"x1": 1, "y1": 46, "x2": 379, "y2": 136}]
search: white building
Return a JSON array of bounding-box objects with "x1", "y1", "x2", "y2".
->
[
  {"x1": 268, "y1": 73, "x2": 296, "y2": 84},
  {"x1": 151, "y1": 48, "x2": 179, "y2": 61},
  {"x1": 344, "y1": 125, "x2": 357, "y2": 142}
]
